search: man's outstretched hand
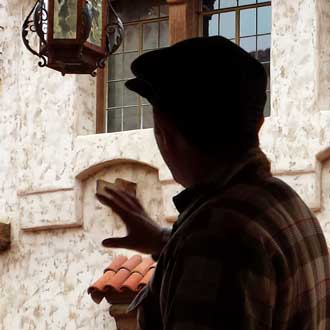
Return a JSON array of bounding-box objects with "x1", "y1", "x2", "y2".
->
[{"x1": 96, "y1": 187, "x2": 167, "y2": 256}]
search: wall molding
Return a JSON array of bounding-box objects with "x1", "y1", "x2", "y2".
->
[{"x1": 18, "y1": 145, "x2": 330, "y2": 231}]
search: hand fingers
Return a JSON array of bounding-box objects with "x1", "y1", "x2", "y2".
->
[
  {"x1": 104, "y1": 187, "x2": 144, "y2": 211},
  {"x1": 95, "y1": 194, "x2": 134, "y2": 224},
  {"x1": 102, "y1": 236, "x2": 134, "y2": 249}
]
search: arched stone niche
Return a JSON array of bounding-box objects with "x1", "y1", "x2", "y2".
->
[
  {"x1": 20, "y1": 130, "x2": 181, "y2": 231},
  {"x1": 80, "y1": 160, "x2": 167, "y2": 248}
]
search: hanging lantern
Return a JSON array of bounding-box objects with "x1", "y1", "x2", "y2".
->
[{"x1": 22, "y1": 0, "x2": 124, "y2": 76}]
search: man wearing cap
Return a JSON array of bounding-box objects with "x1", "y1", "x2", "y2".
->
[{"x1": 96, "y1": 37, "x2": 330, "y2": 330}]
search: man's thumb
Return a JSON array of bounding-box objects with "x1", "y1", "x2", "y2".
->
[{"x1": 102, "y1": 237, "x2": 131, "y2": 249}]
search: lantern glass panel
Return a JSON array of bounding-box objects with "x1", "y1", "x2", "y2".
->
[
  {"x1": 54, "y1": 0, "x2": 78, "y2": 39},
  {"x1": 42, "y1": 0, "x2": 49, "y2": 40},
  {"x1": 88, "y1": 0, "x2": 103, "y2": 47}
]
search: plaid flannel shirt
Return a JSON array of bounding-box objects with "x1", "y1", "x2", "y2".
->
[{"x1": 129, "y1": 148, "x2": 330, "y2": 330}]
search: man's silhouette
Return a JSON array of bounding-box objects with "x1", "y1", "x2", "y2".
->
[{"x1": 96, "y1": 36, "x2": 330, "y2": 330}]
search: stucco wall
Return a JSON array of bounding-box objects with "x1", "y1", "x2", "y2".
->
[{"x1": 0, "y1": 0, "x2": 330, "y2": 329}]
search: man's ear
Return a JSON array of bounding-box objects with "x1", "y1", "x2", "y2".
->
[{"x1": 154, "y1": 111, "x2": 174, "y2": 148}]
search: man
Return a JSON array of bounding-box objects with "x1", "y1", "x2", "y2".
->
[{"x1": 96, "y1": 37, "x2": 330, "y2": 329}]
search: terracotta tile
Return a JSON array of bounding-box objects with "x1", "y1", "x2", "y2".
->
[
  {"x1": 89, "y1": 289, "x2": 105, "y2": 304},
  {"x1": 88, "y1": 270, "x2": 116, "y2": 292},
  {"x1": 122, "y1": 272, "x2": 144, "y2": 292},
  {"x1": 89, "y1": 255, "x2": 157, "y2": 305},
  {"x1": 106, "y1": 268, "x2": 131, "y2": 291},
  {"x1": 104, "y1": 255, "x2": 128, "y2": 273},
  {"x1": 120, "y1": 255, "x2": 142, "y2": 272},
  {"x1": 88, "y1": 270, "x2": 116, "y2": 304},
  {"x1": 138, "y1": 268, "x2": 155, "y2": 290},
  {"x1": 132, "y1": 258, "x2": 155, "y2": 276}
]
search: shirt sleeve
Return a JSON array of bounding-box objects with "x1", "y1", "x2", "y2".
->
[{"x1": 163, "y1": 228, "x2": 277, "y2": 330}]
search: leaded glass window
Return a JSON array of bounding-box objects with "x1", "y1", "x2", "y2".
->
[
  {"x1": 106, "y1": 0, "x2": 169, "y2": 133},
  {"x1": 202, "y1": 0, "x2": 271, "y2": 116}
]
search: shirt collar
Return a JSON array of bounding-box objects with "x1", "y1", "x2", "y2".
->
[{"x1": 172, "y1": 148, "x2": 271, "y2": 214}]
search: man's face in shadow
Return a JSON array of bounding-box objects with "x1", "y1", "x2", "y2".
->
[{"x1": 153, "y1": 109, "x2": 187, "y2": 186}]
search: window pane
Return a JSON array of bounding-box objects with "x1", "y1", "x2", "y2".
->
[
  {"x1": 258, "y1": 0, "x2": 271, "y2": 3},
  {"x1": 108, "y1": 82, "x2": 123, "y2": 108},
  {"x1": 257, "y1": 6, "x2": 271, "y2": 34},
  {"x1": 220, "y1": 0, "x2": 237, "y2": 9},
  {"x1": 240, "y1": 8, "x2": 256, "y2": 37},
  {"x1": 238, "y1": 0, "x2": 256, "y2": 5},
  {"x1": 264, "y1": 91, "x2": 271, "y2": 117},
  {"x1": 160, "y1": 21, "x2": 169, "y2": 48},
  {"x1": 143, "y1": 22, "x2": 159, "y2": 50},
  {"x1": 124, "y1": 25, "x2": 139, "y2": 52},
  {"x1": 107, "y1": 109, "x2": 122, "y2": 132},
  {"x1": 123, "y1": 52, "x2": 138, "y2": 79},
  {"x1": 123, "y1": 107, "x2": 139, "y2": 131},
  {"x1": 115, "y1": 40, "x2": 123, "y2": 54},
  {"x1": 257, "y1": 34, "x2": 271, "y2": 62},
  {"x1": 54, "y1": 0, "x2": 77, "y2": 39},
  {"x1": 124, "y1": 86, "x2": 138, "y2": 107},
  {"x1": 142, "y1": 106, "x2": 154, "y2": 128},
  {"x1": 263, "y1": 62, "x2": 270, "y2": 90},
  {"x1": 108, "y1": 54, "x2": 123, "y2": 81},
  {"x1": 240, "y1": 36, "x2": 256, "y2": 57},
  {"x1": 141, "y1": 97, "x2": 150, "y2": 106},
  {"x1": 88, "y1": 0, "x2": 103, "y2": 47},
  {"x1": 220, "y1": 12, "x2": 235, "y2": 39},
  {"x1": 207, "y1": 14, "x2": 219, "y2": 36},
  {"x1": 203, "y1": 0, "x2": 219, "y2": 11}
]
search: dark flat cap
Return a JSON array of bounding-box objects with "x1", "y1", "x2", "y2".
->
[
  {"x1": 125, "y1": 36, "x2": 267, "y2": 114},
  {"x1": 125, "y1": 37, "x2": 267, "y2": 152}
]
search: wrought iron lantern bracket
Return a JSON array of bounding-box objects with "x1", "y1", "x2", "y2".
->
[
  {"x1": 22, "y1": 0, "x2": 48, "y2": 68},
  {"x1": 22, "y1": 0, "x2": 124, "y2": 76}
]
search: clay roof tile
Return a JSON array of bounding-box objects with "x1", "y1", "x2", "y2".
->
[
  {"x1": 104, "y1": 255, "x2": 128, "y2": 273},
  {"x1": 131, "y1": 258, "x2": 155, "y2": 276},
  {"x1": 120, "y1": 255, "x2": 143, "y2": 271},
  {"x1": 122, "y1": 272, "x2": 144, "y2": 292},
  {"x1": 88, "y1": 255, "x2": 156, "y2": 305},
  {"x1": 137, "y1": 267, "x2": 155, "y2": 290}
]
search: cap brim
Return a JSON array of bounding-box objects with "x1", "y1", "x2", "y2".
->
[{"x1": 125, "y1": 78, "x2": 157, "y2": 104}]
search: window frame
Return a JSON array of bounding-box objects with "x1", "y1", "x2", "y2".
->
[
  {"x1": 200, "y1": 1, "x2": 271, "y2": 43},
  {"x1": 106, "y1": 16, "x2": 169, "y2": 133},
  {"x1": 95, "y1": 0, "x2": 201, "y2": 134},
  {"x1": 199, "y1": 1, "x2": 272, "y2": 116},
  {"x1": 96, "y1": 7, "x2": 171, "y2": 134}
]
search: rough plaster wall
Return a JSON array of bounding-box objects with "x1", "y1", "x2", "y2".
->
[
  {"x1": 0, "y1": 1, "x2": 114, "y2": 329},
  {"x1": 260, "y1": 0, "x2": 330, "y2": 226},
  {"x1": 0, "y1": 0, "x2": 20, "y2": 224},
  {"x1": 318, "y1": 159, "x2": 330, "y2": 243},
  {"x1": 15, "y1": 2, "x2": 96, "y2": 195},
  {"x1": 260, "y1": 0, "x2": 321, "y2": 170},
  {"x1": 0, "y1": 162, "x2": 167, "y2": 329},
  {"x1": 316, "y1": 0, "x2": 330, "y2": 113},
  {"x1": 1, "y1": 0, "x2": 330, "y2": 329},
  {"x1": 315, "y1": 1, "x2": 330, "y2": 237}
]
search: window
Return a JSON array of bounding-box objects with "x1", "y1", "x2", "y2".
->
[
  {"x1": 202, "y1": 0, "x2": 271, "y2": 116},
  {"x1": 106, "y1": 0, "x2": 169, "y2": 133}
]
